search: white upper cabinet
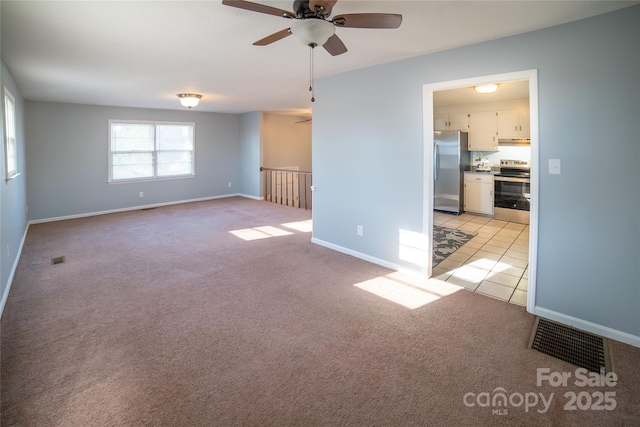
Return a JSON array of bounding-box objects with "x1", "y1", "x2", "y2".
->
[
  {"x1": 434, "y1": 113, "x2": 469, "y2": 131},
  {"x1": 519, "y1": 109, "x2": 530, "y2": 138},
  {"x1": 434, "y1": 114, "x2": 448, "y2": 131},
  {"x1": 497, "y1": 110, "x2": 518, "y2": 138},
  {"x1": 497, "y1": 109, "x2": 530, "y2": 139},
  {"x1": 468, "y1": 111, "x2": 498, "y2": 151}
]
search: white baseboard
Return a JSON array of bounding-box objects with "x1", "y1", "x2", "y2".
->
[
  {"x1": 311, "y1": 238, "x2": 640, "y2": 349},
  {"x1": 238, "y1": 193, "x2": 264, "y2": 201},
  {"x1": 534, "y1": 306, "x2": 640, "y2": 348},
  {"x1": 0, "y1": 224, "x2": 29, "y2": 319},
  {"x1": 311, "y1": 237, "x2": 426, "y2": 277},
  {"x1": 29, "y1": 194, "x2": 241, "y2": 224}
]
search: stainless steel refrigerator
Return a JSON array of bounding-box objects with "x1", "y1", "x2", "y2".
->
[{"x1": 434, "y1": 131, "x2": 469, "y2": 214}]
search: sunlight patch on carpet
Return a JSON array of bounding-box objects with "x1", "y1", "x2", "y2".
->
[
  {"x1": 230, "y1": 225, "x2": 293, "y2": 241},
  {"x1": 281, "y1": 220, "x2": 313, "y2": 232},
  {"x1": 354, "y1": 272, "x2": 462, "y2": 309}
]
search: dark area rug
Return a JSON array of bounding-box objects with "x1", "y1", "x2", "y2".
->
[{"x1": 433, "y1": 225, "x2": 476, "y2": 267}]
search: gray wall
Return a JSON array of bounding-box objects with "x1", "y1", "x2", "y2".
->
[
  {"x1": 312, "y1": 8, "x2": 640, "y2": 338},
  {"x1": 25, "y1": 102, "x2": 241, "y2": 220},
  {"x1": 0, "y1": 60, "x2": 29, "y2": 311},
  {"x1": 263, "y1": 113, "x2": 312, "y2": 172},
  {"x1": 238, "y1": 111, "x2": 263, "y2": 198}
]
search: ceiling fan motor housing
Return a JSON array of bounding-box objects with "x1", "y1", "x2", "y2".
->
[{"x1": 294, "y1": 0, "x2": 327, "y2": 18}]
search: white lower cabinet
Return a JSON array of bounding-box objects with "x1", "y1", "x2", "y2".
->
[{"x1": 464, "y1": 173, "x2": 494, "y2": 215}]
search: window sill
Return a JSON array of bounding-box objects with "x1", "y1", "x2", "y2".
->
[
  {"x1": 107, "y1": 174, "x2": 196, "y2": 185},
  {"x1": 5, "y1": 172, "x2": 21, "y2": 184}
]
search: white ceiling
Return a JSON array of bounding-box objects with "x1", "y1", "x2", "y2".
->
[
  {"x1": 434, "y1": 80, "x2": 530, "y2": 106},
  {"x1": 1, "y1": 1, "x2": 637, "y2": 114}
]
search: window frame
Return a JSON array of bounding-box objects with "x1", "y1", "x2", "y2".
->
[
  {"x1": 108, "y1": 119, "x2": 196, "y2": 184},
  {"x1": 3, "y1": 87, "x2": 19, "y2": 182}
]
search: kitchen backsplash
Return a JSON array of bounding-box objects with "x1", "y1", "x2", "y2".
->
[{"x1": 471, "y1": 146, "x2": 530, "y2": 166}]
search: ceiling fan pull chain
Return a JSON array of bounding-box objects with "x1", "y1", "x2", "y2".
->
[{"x1": 309, "y1": 44, "x2": 316, "y2": 102}]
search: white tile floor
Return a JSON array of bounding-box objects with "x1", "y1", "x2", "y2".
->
[{"x1": 433, "y1": 211, "x2": 529, "y2": 306}]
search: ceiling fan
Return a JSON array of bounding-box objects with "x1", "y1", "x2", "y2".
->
[{"x1": 221, "y1": 0, "x2": 403, "y2": 56}]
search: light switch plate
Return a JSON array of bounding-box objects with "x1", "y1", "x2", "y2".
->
[{"x1": 549, "y1": 159, "x2": 561, "y2": 175}]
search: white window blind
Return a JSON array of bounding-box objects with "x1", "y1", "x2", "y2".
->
[
  {"x1": 109, "y1": 121, "x2": 194, "y2": 182},
  {"x1": 3, "y1": 88, "x2": 18, "y2": 181}
]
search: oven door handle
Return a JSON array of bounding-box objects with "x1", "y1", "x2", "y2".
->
[{"x1": 494, "y1": 176, "x2": 530, "y2": 183}]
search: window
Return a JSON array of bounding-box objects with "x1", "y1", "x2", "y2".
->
[
  {"x1": 3, "y1": 87, "x2": 18, "y2": 181},
  {"x1": 108, "y1": 120, "x2": 195, "y2": 182}
]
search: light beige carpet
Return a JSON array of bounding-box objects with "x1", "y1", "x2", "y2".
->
[{"x1": 2, "y1": 197, "x2": 639, "y2": 426}]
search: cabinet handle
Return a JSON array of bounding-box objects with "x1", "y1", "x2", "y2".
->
[{"x1": 515, "y1": 126, "x2": 517, "y2": 131}]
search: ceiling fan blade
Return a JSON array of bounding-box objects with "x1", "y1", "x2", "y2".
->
[
  {"x1": 253, "y1": 28, "x2": 292, "y2": 46},
  {"x1": 309, "y1": 0, "x2": 338, "y2": 16},
  {"x1": 332, "y1": 13, "x2": 402, "y2": 29},
  {"x1": 323, "y1": 33, "x2": 347, "y2": 56},
  {"x1": 222, "y1": 0, "x2": 295, "y2": 18}
]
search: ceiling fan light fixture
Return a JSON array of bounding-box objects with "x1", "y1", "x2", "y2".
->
[
  {"x1": 474, "y1": 84, "x2": 499, "y2": 94},
  {"x1": 290, "y1": 19, "x2": 335, "y2": 46},
  {"x1": 177, "y1": 93, "x2": 202, "y2": 109}
]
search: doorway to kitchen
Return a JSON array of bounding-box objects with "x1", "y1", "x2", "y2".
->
[{"x1": 422, "y1": 70, "x2": 539, "y2": 314}]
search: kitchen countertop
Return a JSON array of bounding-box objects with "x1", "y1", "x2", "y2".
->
[{"x1": 465, "y1": 168, "x2": 499, "y2": 175}]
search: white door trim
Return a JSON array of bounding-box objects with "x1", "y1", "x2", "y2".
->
[{"x1": 422, "y1": 69, "x2": 539, "y2": 314}]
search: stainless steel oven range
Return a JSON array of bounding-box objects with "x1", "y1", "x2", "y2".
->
[{"x1": 494, "y1": 159, "x2": 530, "y2": 224}]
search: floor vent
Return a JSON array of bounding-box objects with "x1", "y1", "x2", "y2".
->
[
  {"x1": 51, "y1": 256, "x2": 66, "y2": 265},
  {"x1": 529, "y1": 317, "x2": 610, "y2": 373}
]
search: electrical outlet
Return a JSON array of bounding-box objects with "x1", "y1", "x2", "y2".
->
[
  {"x1": 228, "y1": 182, "x2": 232, "y2": 188},
  {"x1": 357, "y1": 225, "x2": 363, "y2": 236},
  {"x1": 139, "y1": 191, "x2": 144, "y2": 198}
]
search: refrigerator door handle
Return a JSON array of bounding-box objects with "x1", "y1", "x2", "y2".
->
[{"x1": 434, "y1": 143, "x2": 439, "y2": 181}]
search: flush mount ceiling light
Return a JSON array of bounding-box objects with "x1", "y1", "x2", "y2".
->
[
  {"x1": 474, "y1": 84, "x2": 499, "y2": 94},
  {"x1": 177, "y1": 93, "x2": 202, "y2": 109}
]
